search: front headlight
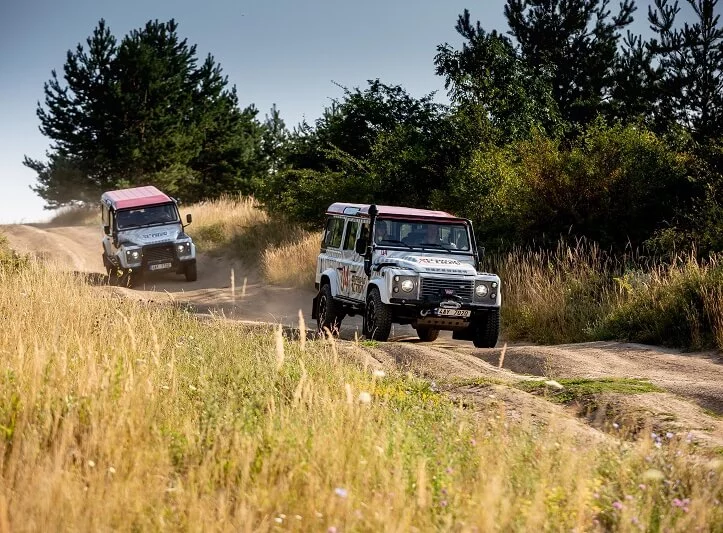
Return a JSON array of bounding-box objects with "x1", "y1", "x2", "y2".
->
[
  {"x1": 475, "y1": 284, "x2": 489, "y2": 297},
  {"x1": 176, "y1": 242, "x2": 192, "y2": 256},
  {"x1": 401, "y1": 279, "x2": 415, "y2": 292},
  {"x1": 125, "y1": 249, "x2": 141, "y2": 262}
]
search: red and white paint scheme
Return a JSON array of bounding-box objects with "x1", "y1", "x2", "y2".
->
[
  {"x1": 100, "y1": 185, "x2": 197, "y2": 286},
  {"x1": 312, "y1": 203, "x2": 501, "y2": 347}
]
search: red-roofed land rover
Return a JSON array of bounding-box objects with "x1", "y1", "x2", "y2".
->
[
  {"x1": 312, "y1": 203, "x2": 501, "y2": 347},
  {"x1": 101, "y1": 186, "x2": 197, "y2": 286}
]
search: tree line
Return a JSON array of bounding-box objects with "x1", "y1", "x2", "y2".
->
[{"x1": 26, "y1": 1, "x2": 723, "y2": 252}]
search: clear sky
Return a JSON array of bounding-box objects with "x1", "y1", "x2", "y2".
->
[{"x1": 0, "y1": 0, "x2": 693, "y2": 223}]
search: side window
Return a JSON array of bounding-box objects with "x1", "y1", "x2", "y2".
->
[
  {"x1": 101, "y1": 205, "x2": 109, "y2": 225},
  {"x1": 324, "y1": 217, "x2": 345, "y2": 249},
  {"x1": 343, "y1": 220, "x2": 360, "y2": 250}
]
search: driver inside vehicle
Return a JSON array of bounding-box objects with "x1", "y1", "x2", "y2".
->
[{"x1": 374, "y1": 221, "x2": 389, "y2": 244}]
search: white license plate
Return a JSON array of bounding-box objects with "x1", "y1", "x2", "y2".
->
[
  {"x1": 436, "y1": 308, "x2": 471, "y2": 317},
  {"x1": 149, "y1": 262, "x2": 172, "y2": 271}
]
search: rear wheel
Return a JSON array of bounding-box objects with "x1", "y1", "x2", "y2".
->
[
  {"x1": 363, "y1": 288, "x2": 392, "y2": 341},
  {"x1": 473, "y1": 309, "x2": 500, "y2": 348},
  {"x1": 317, "y1": 284, "x2": 343, "y2": 334},
  {"x1": 416, "y1": 327, "x2": 440, "y2": 342},
  {"x1": 184, "y1": 261, "x2": 198, "y2": 282}
]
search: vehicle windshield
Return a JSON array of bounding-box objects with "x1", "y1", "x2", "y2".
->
[
  {"x1": 116, "y1": 204, "x2": 179, "y2": 230},
  {"x1": 373, "y1": 218, "x2": 471, "y2": 252}
]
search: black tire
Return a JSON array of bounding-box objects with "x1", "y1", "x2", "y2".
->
[
  {"x1": 184, "y1": 261, "x2": 198, "y2": 282},
  {"x1": 363, "y1": 288, "x2": 392, "y2": 341},
  {"x1": 317, "y1": 284, "x2": 343, "y2": 334},
  {"x1": 473, "y1": 309, "x2": 500, "y2": 348},
  {"x1": 416, "y1": 327, "x2": 440, "y2": 342}
]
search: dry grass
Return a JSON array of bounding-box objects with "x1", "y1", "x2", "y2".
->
[
  {"x1": 261, "y1": 232, "x2": 322, "y2": 288},
  {"x1": 189, "y1": 196, "x2": 319, "y2": 288},
  {"x1": 0, "y1": 254, "x2": 721, "y2": 531},
  {"x1": 490, "y1": 241, "x2": 723, "y2": 350}
]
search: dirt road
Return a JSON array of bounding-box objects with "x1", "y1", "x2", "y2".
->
[{"x1": 4, "y1": 223, "x2": 723, "y2": 446}]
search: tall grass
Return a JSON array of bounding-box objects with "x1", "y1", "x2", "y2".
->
[
  {"x1": 261, "y1": 232, "x2": 321, "y2": 288},
  {"x1": 189, "y1": 196, "x2": 318, "y2": 288},
  {"x1": 0, "y1": 258, "x2": 721, "y2": 531},
  {"x1": 485, "y1": 240, "x2": 723, "y2": 350}
]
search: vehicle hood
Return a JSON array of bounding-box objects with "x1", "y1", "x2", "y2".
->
[
  {"x1": 373, "y1": 251, "x2": 477, "y2": 275},
  {"x1": 117, "y1": 224, "x2": 184, "y2": 246}
]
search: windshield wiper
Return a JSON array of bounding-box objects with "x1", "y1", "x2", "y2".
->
[
  {"x1": 377, "y1": 239, "x2": 413, "y2": 249},
  {"x1": 417, "y1": 242, "x2": 455, "y2": 253}
]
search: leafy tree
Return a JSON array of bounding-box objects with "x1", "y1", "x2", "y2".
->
[
  {"x1": 261, "y1": 104, "x2": 289, "y2": 175},
  {"x1": 25, "y1": 19, "x2": 266, "y2": 208},
  {"x1": 435, "y1": 10, "x2": 563, "y2": 141},
  {"x1": 438, "y1": 120, "x2": 693, "y2": 249},
  {"x1": 259, "y1": 80, "x2": 455, "y2": 220}
]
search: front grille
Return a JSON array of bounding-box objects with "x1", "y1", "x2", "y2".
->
[
  {"x1": 143, "y1": 244, "x2": 175, "y2": 263},
  {"x1": 420, "y1": 277, "x2": 474, "y2": 303}
]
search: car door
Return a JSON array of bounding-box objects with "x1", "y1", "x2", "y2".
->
[
  {"x1": 319, "y1": 216, "x2": 345, "y2": 295},
  {"x1": 339, "y1": 219, "x2": 363, "y2": 301}
]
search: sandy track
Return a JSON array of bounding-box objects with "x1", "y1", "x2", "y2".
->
[{"x1": 3, "y1": 222, "x2": 723, "y2": 445}]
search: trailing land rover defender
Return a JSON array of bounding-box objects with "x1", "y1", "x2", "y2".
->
[
  {"x1": 101, "y1": 185, "x2": 197, "y2": 286},
  {"x1": 312, "y1": 203, "x2": 501, "y2": 347}
]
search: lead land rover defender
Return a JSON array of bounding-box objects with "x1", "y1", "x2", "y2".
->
[
  {"x1": 312, "y1": 203, "x2": 501, "y2": 348},
  {"x1": 101, "y1": 186, "x2": 197, "y2": 287}
]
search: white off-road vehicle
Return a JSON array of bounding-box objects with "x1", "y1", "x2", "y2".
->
[
  {"x1": 312, "y1": 203, "x2": 501, "y2": 347},
  {"x1": 100, "y1": 185, "x2": 197, "y2": 286}
]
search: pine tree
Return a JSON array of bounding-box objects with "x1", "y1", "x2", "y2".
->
[
  {"x1": 25, "y1": 19, "x2": 266, "y2": 208},
  {"x1": 649, "y1": 0, "x2": 723, "y2": 141},
  {"x1": 504, "y1": 0, "x2": 636, "y2": 127}
]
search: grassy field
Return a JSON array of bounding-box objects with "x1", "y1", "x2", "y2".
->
[{"x1": 0, "y1": 238, "x2": 722, "y2": 531}]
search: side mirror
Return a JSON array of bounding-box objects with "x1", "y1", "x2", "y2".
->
[
  {"x1": 478, "y1": 246, "x2": 485, "y2": 259},
  {"x1": 186, "y1": 213, "x2": 192, "y2": 224},
  {"x1": 355, "y1": 237, "x2": 368, "y2": 255},
  {"x1": 103, "y1": 224, "x2": 110, "y2": 235}
]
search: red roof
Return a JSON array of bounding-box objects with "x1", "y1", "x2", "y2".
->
[
  {"x1": 326, "y1": 203, "x2": 464, "y2": 222},
  {"x1": 101, "y1": 186, "x2": 173, "y2": 210}
]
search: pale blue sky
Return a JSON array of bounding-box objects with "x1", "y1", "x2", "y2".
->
[{"x1": 0, "y1": 0, "x2": 693, "y2": 223}]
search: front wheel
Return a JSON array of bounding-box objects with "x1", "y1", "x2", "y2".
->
[
  {"x1": 473, "y1": 309, "x2": 500, "y2": 348},
  {"x1": 363, "y1": 288, "x2": 392, "y2": 341},
  {"x1": 184, "y1": 261, "x2": 198, "y2": 282},
  {"x1": 416, "y1": 327, "x2": 440, "y2": 342}
]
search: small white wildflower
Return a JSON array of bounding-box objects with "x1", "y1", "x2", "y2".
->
[
  {"x1": 666, "y1": 432, "x2": 674, "y2": 439},
  {"x1": 87, "y1": 460, "x2": 96, "y2": 468},
  {"x1": 373, "y1": 369, "x2": 386, "y2": 378},
  {"x1": 189, "y1": 384, "x2": 197, "y2": 391},
  {"x1": 544, "y1": 380, "x2": 564, "y2": 390},
  {"x1": 295, "y1": 515, "x2": 303, "y2": 520},
  {"x1": 108, "y1": 466, "x2": 116, "y2": 474},
  {"x1": 315, "y1": 511, "x2": 324, "y2": 518},
  {"x1": 274, "y1": 517, "x2": 283, "y2": 524},
  {"x1": 612, "y1": 422, "x2": 620, "y2": 429},
  {"x1": 334, "y1": 487, "x2": 348, "y2": 498},
  {"x1": 358, "y1": 391, "x2": 372, "y2": 404},
  {"x1": 279, "y1": 514, "x2": 286, "y2": 519}
]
